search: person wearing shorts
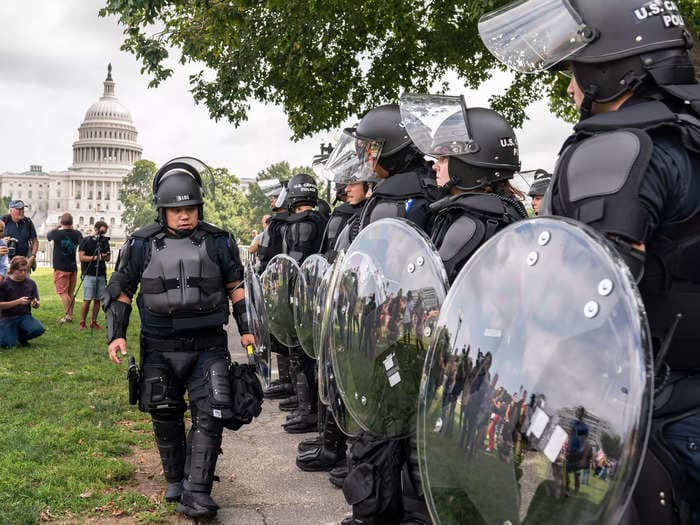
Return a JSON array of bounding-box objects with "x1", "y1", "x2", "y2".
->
[
  {"x1": 47, "y1": 213, "x2": 82, "y2": 323},
  {"x1": 78, "y1": 221, "x2": 110, "y2": 330}
]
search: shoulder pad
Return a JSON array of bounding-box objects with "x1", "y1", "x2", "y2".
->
[
  {"x1": 131, "y1": 222, "x2": 164, "y2": 239},
  {"x1": 197, "y1": 221, "x2": 229, "y2": 236},
  {"x1": 564, "y1": 130, "x2": 652, "y2": 203},
  {"x1": 555, "y1": 129, "x2": 653, "y2": 243}
]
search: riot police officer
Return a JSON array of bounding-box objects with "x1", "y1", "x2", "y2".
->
[
  {"x1": 257, "y1": 179, "x2": 289, "y2": 274},
  {"x1": 326, "y1": 106, "x2": 439, "y2": 525},
  {"x1": 526, "y1": 169, "x2": 551, "y2": 216},
  {"x1": 390, "y1": 95, "x2": 529, "y2": 524},
  {"x1": 480, "y1": 1, "x2": 700, "y2": 522},
  {"x1": 280, "y1": 173, "x2": 328, "y2": 433},
  {"x1": 296, "y1": 176, "x2": 371, "y2": 475},
  {"x1": 400, "y1": 96, "x2": 529, "y2": 283},
  {"x1": 355, "y1": 104, "x2": 439, "y2": 232},
  {"x1": 258, "y1": 180, "x2": 297, "y2": 401},
  {"x1": 281, "y1": 173, "x2": 328, "y2": 265},
  {"x1": 103, "y1": 157, "x2": 254, "y2": 518},
  {"x1": 319, "y1": 184, "x2": 354, "y2": 255}
]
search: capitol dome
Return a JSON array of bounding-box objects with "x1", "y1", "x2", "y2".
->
[
  {"x1": 71, "y1": 64, "x2": 142, "y2": 171},
  {"x1": 84, "y1": 98, "x2": 133, "y2": 123}
]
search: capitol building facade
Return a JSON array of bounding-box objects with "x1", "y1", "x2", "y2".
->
[{"x1": 0, "y1": 65, "x2": 142, "y2": 240}]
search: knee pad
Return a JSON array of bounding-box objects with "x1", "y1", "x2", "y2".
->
[
  {"x1": 140, "y1": 363, "x2": 186, "y2": 414},
  {"x1": 188, "y1": 355, "x2": 236, "y2": 424}
]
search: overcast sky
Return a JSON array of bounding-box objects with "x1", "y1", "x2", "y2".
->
[{"x1": 0, "y1": 0, "x2": 574, "y2": 182}]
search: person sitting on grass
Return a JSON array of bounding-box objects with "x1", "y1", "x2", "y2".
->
[{"x1": 0, "y1": 256, "x2": 45, "y2": 348}]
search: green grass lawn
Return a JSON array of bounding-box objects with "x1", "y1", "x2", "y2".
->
[{"x1": 0, "y1": 268, "x2": 171, "y2": 524}]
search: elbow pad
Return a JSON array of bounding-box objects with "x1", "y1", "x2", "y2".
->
[
  {"x1": 232, "y1": 299, "x2": 250, "y2": 335},
  {"x1": 106, "y1": 301, "x2": 132, "y2": 344}
]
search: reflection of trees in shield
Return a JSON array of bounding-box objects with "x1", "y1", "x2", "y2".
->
[
  {"x1": 261, "y1": 254, "x2": 300, "y2": 347},
  {"x1": 294, "y1": 254, "x2": 329, "y2": 358},
  {"x1": 330, "y1": 218, "x2": 448, "y2": 438},
  {"x1": 244, "y1": 261, "x2": 271, "y2": 386},
  {"x1": 418, "y1": 217, "x2": 652, "y2": 525}
]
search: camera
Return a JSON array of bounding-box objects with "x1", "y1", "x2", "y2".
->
[{"x1": 7, "y1": 237, "x2": 18, "y2": 258}]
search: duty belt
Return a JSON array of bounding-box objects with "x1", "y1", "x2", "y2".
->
[{"x1": 140, "y1": 333, "x2": 228, "y2": 353}]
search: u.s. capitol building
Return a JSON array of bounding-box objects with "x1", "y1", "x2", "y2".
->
[{"x1": 0, "y1": 65, "x2": 143, "y2": 240}]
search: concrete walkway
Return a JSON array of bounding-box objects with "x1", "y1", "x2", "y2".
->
[{"x1": 210, "y1": 324, "x2": 348, "y2": 525}]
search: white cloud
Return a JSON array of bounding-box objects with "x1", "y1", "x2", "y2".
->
[{"x1": 0, "y1": 0, "x2": 573, "y2": 181}]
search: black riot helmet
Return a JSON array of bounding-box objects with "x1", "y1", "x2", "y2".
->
[
  {"x1": 287, "y1": 173, "x2": 319, "y2": 211},
  {"x1": 441, "y1": 108, "x2": 520, "y2": 191},
  {"x1": 528, "y1": 170, "x2": 552, "y2": 197},
  {"x1": 152, "y1": 157, "x2": 206, "y2": 221},
  {"x1": 356, "y1": 104, "x2": 421, "y2": 174},
  {"x1": 401, "y1": 94, "x2": 520, "y2": 191},
  {"x1": 479, "y1": 0, "x2": 695, "y2": 115}
]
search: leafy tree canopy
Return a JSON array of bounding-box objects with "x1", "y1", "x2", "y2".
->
[
  {"x1": 120, "y1": 159, "x2": 157, "y2": 234},
  {"x1": 100, "y1": 0, "x2": 698, "y2": 137}
]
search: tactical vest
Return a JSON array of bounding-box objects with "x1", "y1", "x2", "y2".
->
[
  {"x1": 549, "y1": 95, "x2": 700, "y2": 370},
  {"x1": 258, "y1": 210, "x2": 289, "y2": 271},
  {"x1": 360, "y1": 168, "x2": 438, "y2": 234},
  {"x1": 139, "y1": 225, "x2": 228, "y2": 331},
  {"x1": 431, "y1": 192, "x2": 528, "y2": 284},
  {"x1": 282, "y1": 209, "x2": 327, "y2": 264},
  {"x1": 320, "y1": 203, "x2": 356, "y2": 256}
]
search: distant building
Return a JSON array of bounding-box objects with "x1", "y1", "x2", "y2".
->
[{"x1": 0, "y1": 64, "x2": 142, "y2": 239}]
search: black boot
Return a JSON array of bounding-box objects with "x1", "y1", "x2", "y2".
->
[
  {"x1": 296, "y1": 402, "x2": 325, "y2": 453},
  {"x1": 298, "y1": 435, "x2": 322, "y2": 453},
  {"x1": 264, "y1": 353, "x2": 294, "y2": 399},
  {"x1": 176, "y1": 480, "x2": 220, "y2": 518},
  {"x1": 279, "y1": 394, "x2": 299, "y2": 412},
  {"x1": 283, "y1": 365, "x2": 317, "y2": 434},
  {"x1": 329, "y1": 464, "x2": 348, "y2": 488},
  {"x1": 152, "y1": 415, "x2": 186, "y2": 502},
  {"x1": 263, "y1": 378, "x2": 295, "y2": 399},
  {"x1": 297, "y1": 408, "x2": 346, "y2": 471},
  {"x1": 176, "y1": 410, "x2": 223, "y2": 518}
]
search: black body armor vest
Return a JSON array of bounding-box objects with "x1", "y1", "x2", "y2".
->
[
  {"x1": 550, "y1": 94, "x2": 700, "y2": 370},
  {"x1": 360, "y1": 168, "x2": 438, "y2": 234},
  {"x1": 282, "y1": 209, "x2": 328, "y2": 264},
  {"x1": 431, "y1": 192, "x2": 528, "y2": 284},
  {"x1": 320, "y1": 203, "x2": 355, "y2": 255},
  {"x1": 258, "y1": 210, "x2": 289, "y2": 272},
  {"x1": 136, "y1": 223, "x2": 229, "y2": 331}
]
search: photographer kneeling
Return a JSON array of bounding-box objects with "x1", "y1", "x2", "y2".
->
[
  {"x1": 78, "y1": 221, "x2": 111, "y2": 330},
  {"x1": 0, "y1": 256, "x2": 45, "y2": 348}
]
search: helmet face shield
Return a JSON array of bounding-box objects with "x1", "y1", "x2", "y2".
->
[
  {"x1": 326, "y1": 128, "x2": 384, "y2": 184},
  {"x1": 400, "y1": 94, "x2": 474, "y2": 157},
  {"x1": 258, "y1": 178, "x2": 283, "y2": 198},
  {"x1": 478, "y1": 0, "x2": 592, "y2": 73},
  {"x1": 274, "y1": 186, "x2": 288, "y2": 209}
]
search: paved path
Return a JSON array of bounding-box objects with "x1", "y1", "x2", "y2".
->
[{"x1": 209, "y1": 324, "x2": 348, "y2": 525}]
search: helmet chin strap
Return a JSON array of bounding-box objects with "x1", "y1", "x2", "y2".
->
[{"x1": 579, "y1": 84, "x2": 600, "y2": 121}]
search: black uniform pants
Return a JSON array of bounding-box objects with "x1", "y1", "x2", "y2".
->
[{"x1": 139, "y1": 333, "x2": 229, "y2": 493}]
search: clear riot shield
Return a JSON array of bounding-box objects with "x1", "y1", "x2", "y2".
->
[
  {"x1": 244, "y1": 261, "x2": 272, "y2": 387},
  {"x1": 260, "y1": 254, "x2": 300, "y2": 348},
  {"x1": 294, "y1": 254, "x2": 330, "y2": 358},
  {"x1": 328, "y1": 218, "x2": 448, "y2": 438},
  {"x1": 319, "y1": 251, "x2": 363, "y2": 437},
  {"x1": 418, "y1": 216, "x2": 652, "y2": 525}
]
